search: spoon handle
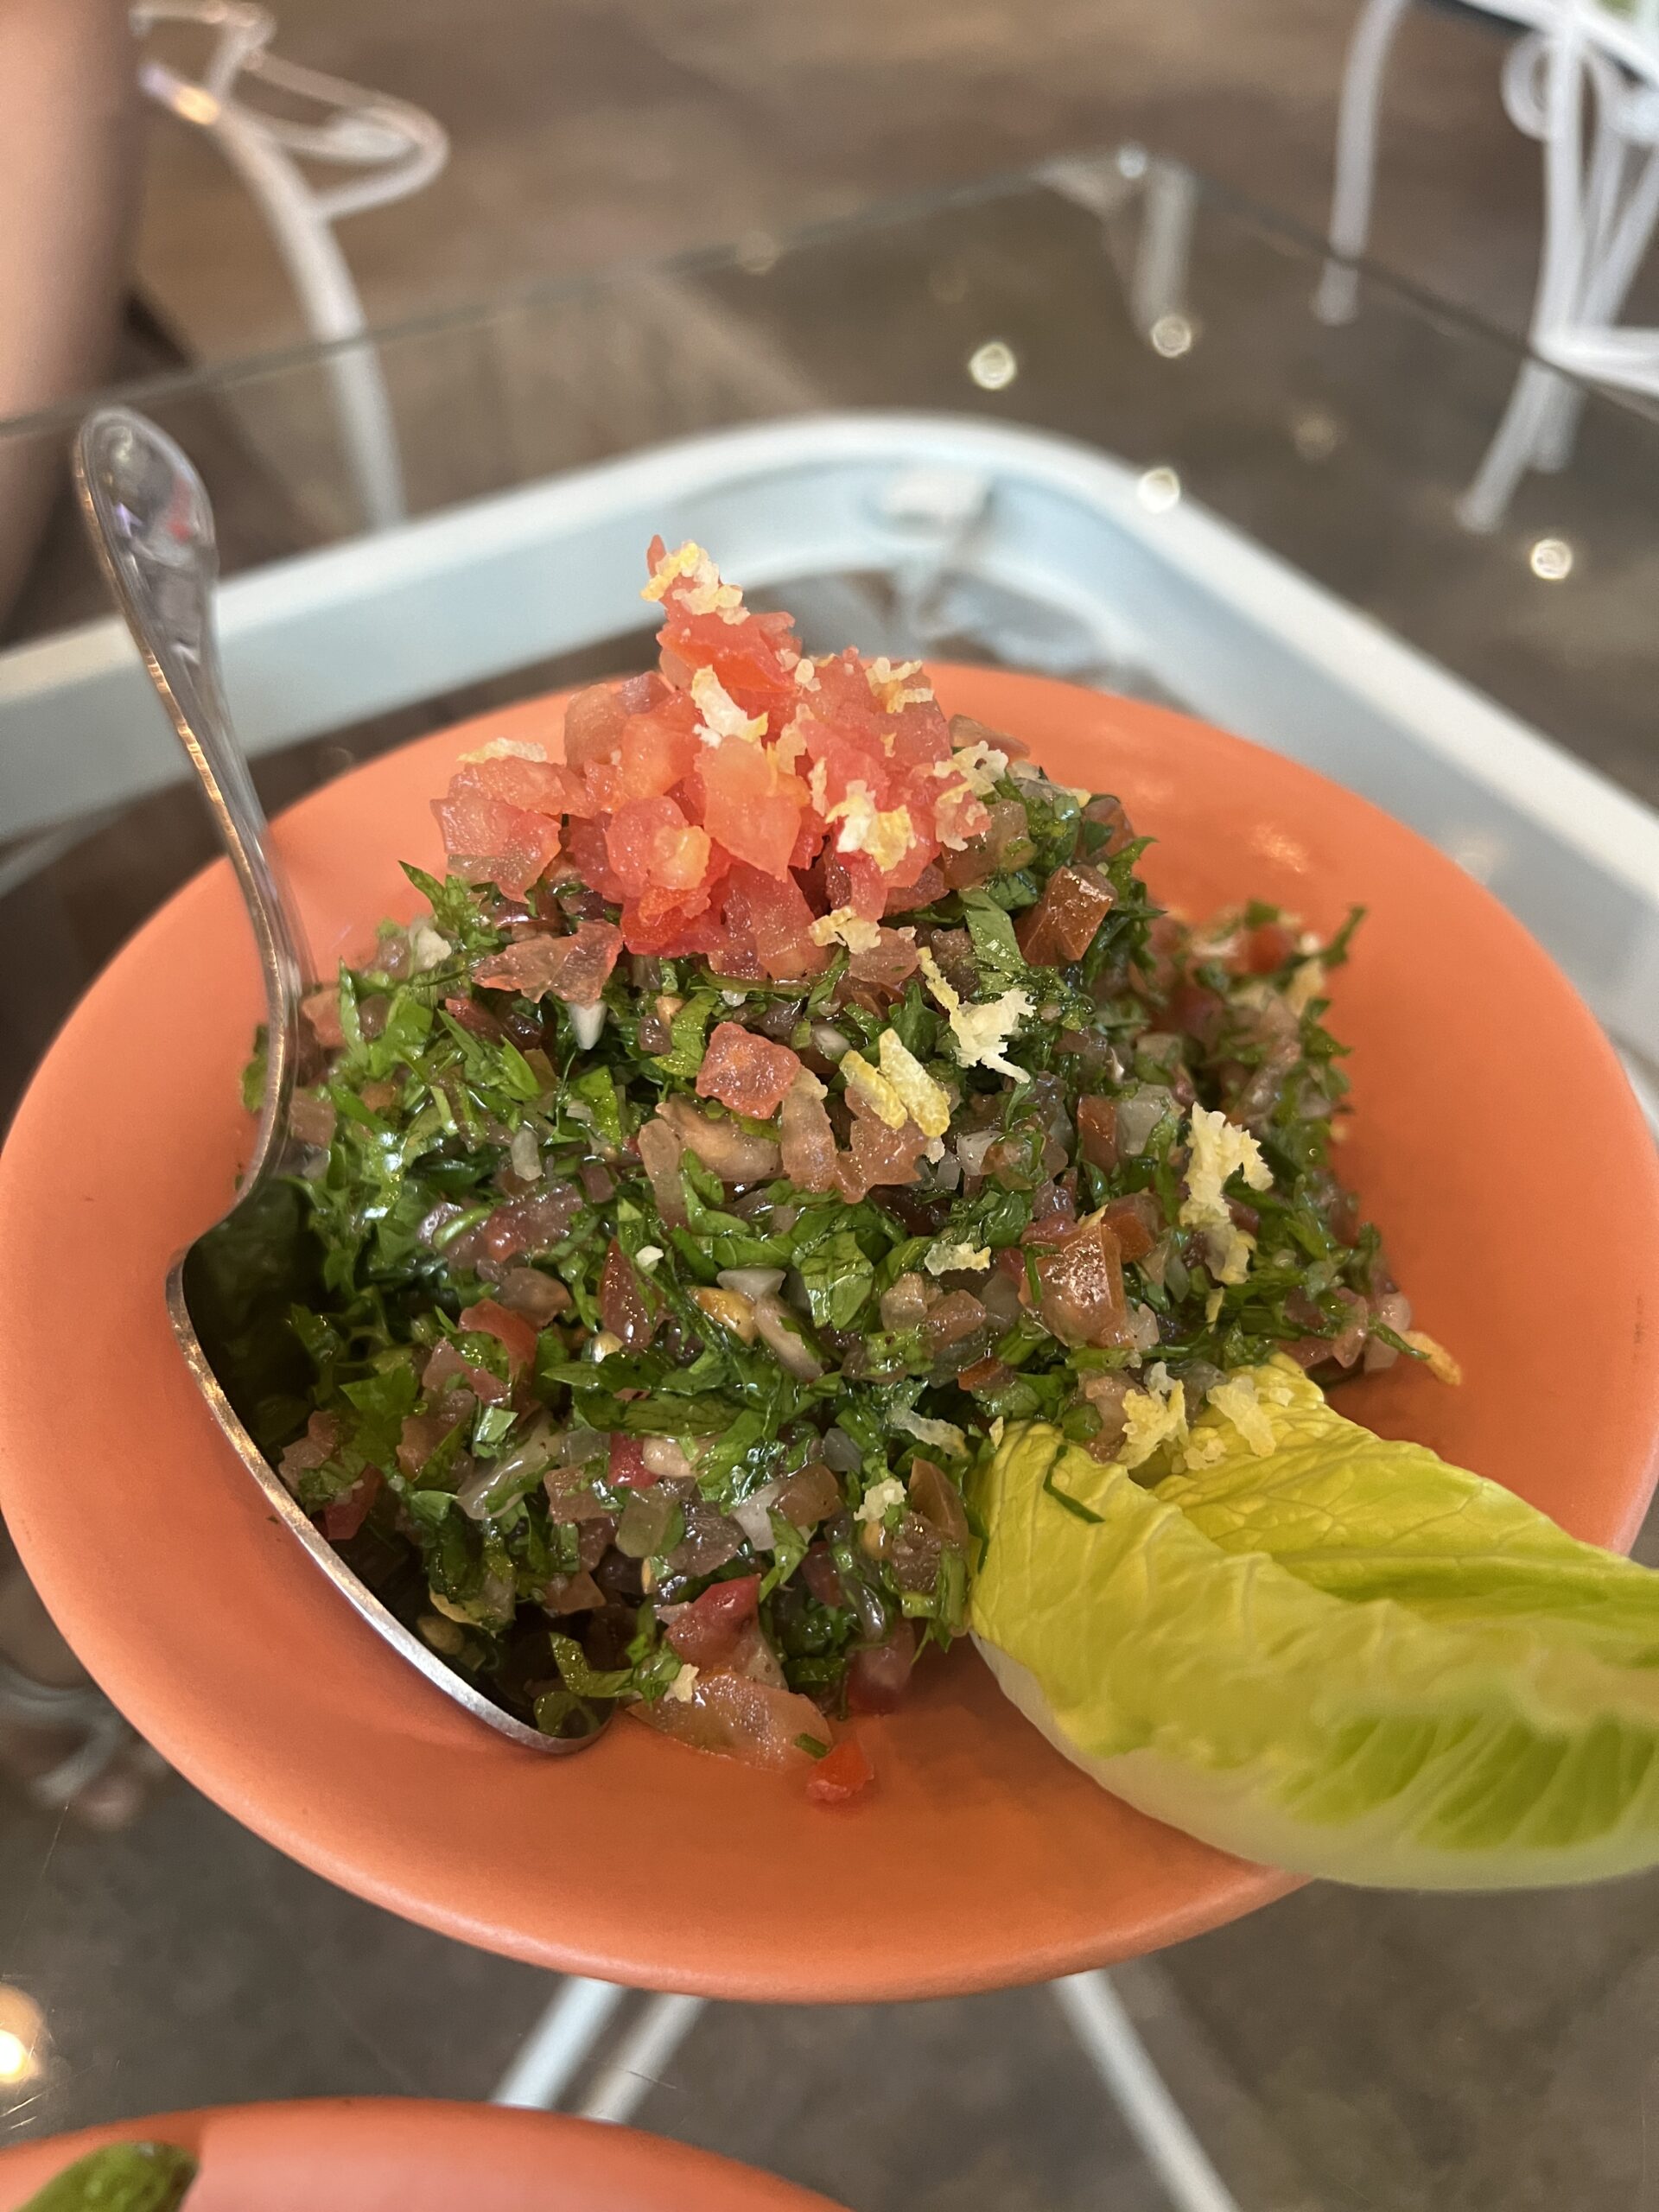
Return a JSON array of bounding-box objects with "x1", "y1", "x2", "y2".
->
[{"x1": 74, "y1": 405, "x2": 314, "y2": 1185}]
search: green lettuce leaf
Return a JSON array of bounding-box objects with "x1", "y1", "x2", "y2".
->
[{"x1": 969, "y1": 1362, "x2": 1659, "y2": 1888}]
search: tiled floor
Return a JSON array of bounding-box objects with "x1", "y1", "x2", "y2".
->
[{"x1": 5, "y1": 7, "x2": 1659, "y2": 2210}]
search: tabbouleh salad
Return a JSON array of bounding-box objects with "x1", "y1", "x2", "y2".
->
[{"x1": 261, "y1": 538, "x2": 1453, "y2": 1802}]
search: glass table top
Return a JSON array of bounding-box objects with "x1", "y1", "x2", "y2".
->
[{"x1": 1, "y1": 148, "x2": 1656, "y2": 2211}]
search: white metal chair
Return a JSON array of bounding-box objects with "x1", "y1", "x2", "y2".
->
[
  {"x1": 1317, "y1": 0, "x2": 1659, "y2": 529},
  {"x1": 131, "y1": 2, "x2": 448, "y2": 529}
]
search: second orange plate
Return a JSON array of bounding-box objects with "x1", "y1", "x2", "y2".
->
[{"x1": 2, "y1": 669, "x2": 1656, "y2": 2000}]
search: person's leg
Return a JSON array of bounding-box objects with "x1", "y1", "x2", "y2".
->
[{"x1": 0, "y1": 0, "x2": 141, "y2": 620}]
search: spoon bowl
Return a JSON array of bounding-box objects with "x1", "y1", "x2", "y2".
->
[{"x1": 73, "y1": 404, "x2": 602, "y2": 1758}]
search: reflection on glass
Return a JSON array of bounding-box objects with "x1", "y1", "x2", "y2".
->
[
  {"x1": 967, "y1": 339, "x2": 1019, "y2": 391},
  {"x1": 1529, "y1": 535, "x2": 1575, "y2": 581},
  {"x1": 0, "y1": 1986, "x2": 46, "y2": 2087}
]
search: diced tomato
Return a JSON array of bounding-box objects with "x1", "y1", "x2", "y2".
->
[
  {"x1": 847, "y1": 930, "x2": 920, "y2": 990},
  {"x1": 629, "y1": 1669, "x2": 826, "y2": 1770},
  {"x1": 321, "y1": 1467, "x2": 382, "y2": 1542},
  {"x1": 1170, "y1": 982, "x2": 1226, "y2": 1047},
  {"x1": 664, "y1": 1574, "x2": 762, "y2": 1668},
  {"x1": 1016, "y1": 862, "x2": 1116, "y2": 966},
  {"x1": 561, "y1": 817, "x2": 624, "y2": 901},
  {"x1": 616, "y1": 703, "x2": 698, "y2": 800},
  {"x1": 801, "y1": 1543, "x2": 844, "y2": 1608},
  {"x1": 608, "y1": 1434, "x2": 655, "y2": 1489},
  {"x1": 721, "y1": 865, "x2": 828, "y2": 980},
  {"x1": 423, "y1": 1338, "x2": 509, "y2": 1404},
  {"x1": 846, "y1": 1623, "x2": 915, "y2": 1713},
  {"x1": 806, "y1": 1732, "x2": 875, "y2": 1806},
  {"x1": 1243, "y1": 920, "x2": 1299, "y2": 975},
  {"x1": 1033, "y1": 1217, "x2": 1130, "y2": 1348},
  {"x1": 433, "y1": 788, "x2": 562, "y2": 902},
  {"x1": 1076, "y1": 1096, "x2": 1118, "y2": 1173},
  {"x1": 453, "y1": 754, "x2": 576, "y2": 817},
  {"x1": 599, "y1": 1239, "x2": 654, "y2": 1349},
  {"x1": 562, "y1": 683, "x2": 626, "y2": 769},
  {"x1": 696, "y1": 1021, "x2": 803, "y2": 1117},
  {"x1": 696, "y1": 736, "x2": 803, "y2": 880},
  {"x1": 884, "y1": 862, "x2": 947, "y2": 915},
  {"x1": 1100, "y1": 1192, "x2": 1160, "y2": 1265},
  {"x1": 459, "y1": 1298, "x2": 540, "y2": 1376},
  {"x1": 474, "y1": 919, "x2": 622, "y2": 1006},
  {"x1": 607, "y1": 796, "x2": 711, "y2": 897}
]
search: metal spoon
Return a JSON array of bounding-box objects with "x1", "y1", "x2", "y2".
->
[{"x1": 73, "y1": 404, "x2": 603, "y2": 1754}]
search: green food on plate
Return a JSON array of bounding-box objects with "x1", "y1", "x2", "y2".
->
[
  {"x1": 971, "y1": 1363, "x2": 1659, "y2": 1887},
  {"x1": 18, "y1": 2144, "x2": 197, "y2": 2212},
  {"x1": 236, "y1": 539, "x2": 1433, "y2": 1791}
]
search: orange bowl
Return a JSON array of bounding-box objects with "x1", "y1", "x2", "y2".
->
[
  {"x1": 0, "y1": 2099, "x2": 843, "y2": 2210},
  {"x1": 2, "y1": 670, "x2": 1656, "y2": 1999}
]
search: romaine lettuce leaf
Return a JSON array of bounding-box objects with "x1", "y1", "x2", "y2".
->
[{"x1": 969, "y1": 1362, "x2": 1659, "y2": 1887}]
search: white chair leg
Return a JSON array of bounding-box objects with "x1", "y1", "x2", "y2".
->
[
  {"x1": 1128, "y1": 160, "x2": 1198, "y2": 340},
  {"x1": 1457, "y1": 357, "x2": 1568, "y2": 531},
  {"x1": 208, "y1": 100, "x2": 408, "y2": 530},
  {"x1": 1459, "y1": 21, "x2": 1593, "y2": 531},
  {"x1": 1315, "y1": 0, "x2": 1417, "y2": 326}
]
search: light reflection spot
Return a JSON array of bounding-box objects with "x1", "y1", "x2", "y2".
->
[
  {"x1": 1135, "y1": 466, "x2": 1181, "y2": 514},
  {"x1": 968, "y1": 340, "x2": 1018, "y2": 391}
]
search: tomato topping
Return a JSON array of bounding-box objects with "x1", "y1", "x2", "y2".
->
[
  {"x1": 431, "y1": 544, "x2": 1010, "y2": 969},
  {"x1": 458, "y1": 1298, "x2": 540, "y2": 1376},
  {"x1": 474, "y1": 920, "x2": 623, "y2": 1006},
  {"x1": 1243, "y1": 920, "x2": 1299, "y2": 975},
  {"x1": 607, "y1": 797, "x2": 711, "y2": 898},
  {"x1": 608, "y1": 1434, "x2": 654, "y2": 1489},
  {"x1": 696, "y1": 736, "x2": 804, "y2": 880},
  {"x1": 453, "y1": 754, "x2": 576, "y2": 816},
  {"x1": 696, "y1": 1021, "x2": 803, "y2": 1118},
  {"x1": 562, "y1": 683, "x2": 628, "y2": 768},
  {"x1": 433, "y1": 789, "x2": 562, "y2": 903},
  {"x1": 664, "y1": 1574, "x2": 762, "y2": 1668},
  {"x1": 321, "y1": 1468, "x2": 382, "y2": 1542},
  {"x1": 806, "y1": 1732, "x2": 875, "y2": 1805}
]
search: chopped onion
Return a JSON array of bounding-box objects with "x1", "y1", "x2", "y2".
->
[
  {"x1": 1116, "y1": 1088, "x2": 1173, "y2": 1156},
  {"x1": 731, "y1": 1480, "x2": 784, "y2": 1549},
  {"x1": 457, "y1": 1417, "x2": 555, "y2": 1521},
  {"x1": 565, "y1": 1001, "x2": 607, "y2": 1049},
  {"x1": 822, "y1": 1425, "x2": 862, "y2": 1472},
  {"x1": 956, "y1": 1128, "x2": 1000, "y2": 1179},
  {"x1": 1128, "y1": 1301, "x2": 1162, "y2": 1355},
  {"x1": 509, "y1": 1124, "x2": 541, "y2": 1182},
  {"x1": 810, "y1": 1024, "x2": 851, "y2": 1061},
  {"x1": 751, "y1": 1293, "x2": 824, "y2": 1380},
  {"x1": 641, "y1": 1435, "x2": 694, "y2": 1479},
  {"x1": 717, "y1": 1266, "x2": 787, "y2": 1300}
]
